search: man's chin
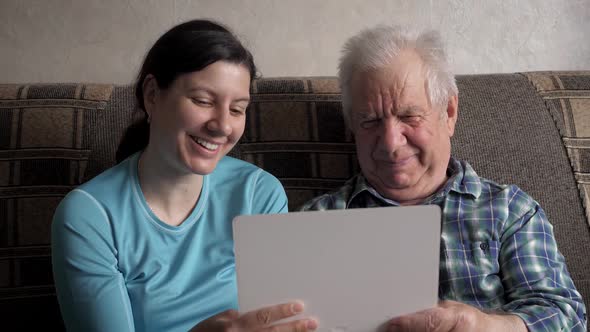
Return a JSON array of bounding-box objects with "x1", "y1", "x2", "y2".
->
[
  {"x1": 376, "y1": 173, "x2": 415, "y2": 189},
  {"x1": 373, "y1": 182, "x2": 429, "y2": 205},
  {"x1": 366, "y1": 174, "x2": 415, "y2": 194}
]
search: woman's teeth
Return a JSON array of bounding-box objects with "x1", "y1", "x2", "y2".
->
[{"x1": 194, "y1": 137, "x2": 219, "y2": 151}]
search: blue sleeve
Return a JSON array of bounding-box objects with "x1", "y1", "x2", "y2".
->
[
  {"x1": 51, "y1": 189, "x2": 135, "y2": 332},
  {"x1": 251, "y1": 169, "x2": 289, "y2": 214}
]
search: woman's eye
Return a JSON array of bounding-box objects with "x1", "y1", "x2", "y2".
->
[
  {"x1": 230, "y1": 108, "x2": 245, "y2": 115},
  {"x1": 192, "y1": 98, "x2": 212, "y2": 106}
]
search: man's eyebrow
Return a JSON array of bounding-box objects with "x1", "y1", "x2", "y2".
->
[
  {"x1": 357, "y1": 111, "x2": 377, "y2": 119},
  {"x1": 398, "y1": 105, "x2": 423, "y2": 113}
]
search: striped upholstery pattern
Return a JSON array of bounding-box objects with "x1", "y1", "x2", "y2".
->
[
  {"x1": 0, "y1": 84, "x2": 123, "y2": 329},
  {"x1": 0, "y1": 84, "x2": 114, "y2": 278},
  {"x1": 524, "y1": 71, "x2": 590, "y2": 225},
  {"x1": 243, "y1": 78, "x2": 358, "y2": 210}
]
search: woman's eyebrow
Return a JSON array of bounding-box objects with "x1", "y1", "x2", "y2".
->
[
  {"x1": 187, "y1": 87, "x2": 250, "y2": 103},
  {"x1": 187, "y1": 86, "x2": 214, "y2": 96}
]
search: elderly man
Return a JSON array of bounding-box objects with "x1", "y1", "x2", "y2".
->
[{"x1": 300, "y1": 25, "x2": 586, "y2": 331}]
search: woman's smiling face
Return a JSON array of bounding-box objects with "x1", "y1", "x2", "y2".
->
[{"x1": 144, "y1": 60, "x2": 251, "y2": 175}]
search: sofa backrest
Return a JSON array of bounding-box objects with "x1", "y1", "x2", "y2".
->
[
  {"x1": 1, "y1": 72, "x2": 589, "y2": 330},
  {"x1": 0, "y1": 84, "x2": 130, "y2": 328},
  {"x1": 243, "y1": 74, "x2": 590, "y2": 323}
]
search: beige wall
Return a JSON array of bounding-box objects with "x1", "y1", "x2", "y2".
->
[{"x1": 1, "y1": 0, "x2": 589, "y2": 84}]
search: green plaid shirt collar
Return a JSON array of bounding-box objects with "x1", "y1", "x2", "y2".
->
[{"x1": 345, "y1": 158, "x2": 481, "y2": 208}]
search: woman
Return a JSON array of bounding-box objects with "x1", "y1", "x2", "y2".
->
[{"x1": 51, "y1": 19, "x2": 317, "y2": 332}]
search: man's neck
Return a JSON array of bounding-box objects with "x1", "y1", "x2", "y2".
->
[{"x1": 375, "y1": 176, "x2": 449, "y2": 205}]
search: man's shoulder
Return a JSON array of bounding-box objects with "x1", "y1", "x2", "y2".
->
[
  {"x1": 474, "y1": 175, "x2": 533, "y2": 203},
  {"x1": 298, "y1": 176, "x2": 358, "y2": 211},
  {"x1": 457, "y1": 162, "x2": 539, "y2": 216},
  {"x1": 476, "y1": 176, "x2": 514, "y2": 195}
]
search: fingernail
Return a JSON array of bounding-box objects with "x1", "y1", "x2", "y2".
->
[
  {"x1": 291, "y1": 301, "x2": 304, "y2": 314},
  {"x1": 306, "y1": 319, "x2": 318, "y2": 330},
  {"x1": 388, "y1": 321, "x2": 400, "y2": 332}
]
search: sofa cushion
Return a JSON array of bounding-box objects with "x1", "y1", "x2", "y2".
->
[
  {"x1": 244, "y1": 78, "x2": 358, "y2": 209},
  {"x1": 523, "y1": 72, "x2": 590, "y2": 321},
  {"x1": 246, "y1": 75, "x2": 590, "y2": 322},
  {"x1": 524, "y1": 71, "x2": 590, "y2": 224},
  {"x1": 0, "y1": 84, "x2": 114, "y2": 329}
]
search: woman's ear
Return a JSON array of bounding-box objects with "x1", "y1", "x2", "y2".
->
[{"x1": 142, "y1": 74, "x2": 158, "y2": 120}]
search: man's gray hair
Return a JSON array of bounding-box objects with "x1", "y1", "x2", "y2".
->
[{"x1": 338, "y1": 25, "x2": 458, "y2": 126}]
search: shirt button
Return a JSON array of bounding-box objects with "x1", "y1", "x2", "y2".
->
[{"x1": 480, "y1": 242, "x2": 489, "y2": 251}]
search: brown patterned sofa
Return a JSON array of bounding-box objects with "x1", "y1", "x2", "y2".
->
[{"x1": 1, "y1": 72, "x2": 589, "y2": 330}]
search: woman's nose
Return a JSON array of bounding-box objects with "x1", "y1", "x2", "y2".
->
[{"x1": 206, "y1": 108, "x2": 232, "y2": 136}]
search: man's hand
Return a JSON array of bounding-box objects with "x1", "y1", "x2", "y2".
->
[
  {"x1": 189, "y1": 301, "x2": 318, "y2": 332},
  {"x1": 388, "y1": 300, "x2": 527, "y2": 332}
]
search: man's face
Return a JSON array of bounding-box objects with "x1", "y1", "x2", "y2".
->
[{"x1": 349, "y1": 51, "x2": 458, "y2": 204}]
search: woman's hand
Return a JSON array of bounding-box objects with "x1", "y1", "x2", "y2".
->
[{"x1": 189, "y1": 301, "x2": 318, "y2": 332}]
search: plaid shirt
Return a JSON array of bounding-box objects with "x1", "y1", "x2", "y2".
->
[{"x1": 299, "y1": 158, "x2": 587, "y2": 331}]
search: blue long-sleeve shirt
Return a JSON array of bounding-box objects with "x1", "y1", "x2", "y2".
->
[{"x1": 52, "y1": 152, "x2": 288, "y2": 332}]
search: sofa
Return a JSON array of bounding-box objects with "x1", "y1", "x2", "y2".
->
[{"x1": 1, "y1": 72, "x2": 589, "y2": 330}]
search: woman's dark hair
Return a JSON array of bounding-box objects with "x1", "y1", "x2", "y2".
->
[{"x1": 116, "y1": 19, "x2": 258, "y2": 163}]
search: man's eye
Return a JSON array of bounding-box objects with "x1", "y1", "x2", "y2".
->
[
  {"x1": 401, "y1": 115, "x2": 420, "y2": 122},
  {"x1": 360, "y1": 119, "x2": 380, "y2": 129}
]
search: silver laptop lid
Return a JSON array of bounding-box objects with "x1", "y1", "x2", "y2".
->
[{"x1": 233, "y1": 205, "x2": 441, "y2": 332}]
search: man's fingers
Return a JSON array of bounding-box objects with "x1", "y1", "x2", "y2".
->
[
  {"x1": 389, "y1": 308, "x2": 458, "y2": 332},
  {"x1": 237, "y1": 302, "x2": 304, "y2": 328}
]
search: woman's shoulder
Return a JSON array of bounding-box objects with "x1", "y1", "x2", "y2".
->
[
  {"x1": 211, "y1": 156, "x2": 287, "y2": 213},
  {"x1": 214, "y1": 156, "x2": 264, "y2": 177},
  {"x1": 54, "y1": 156, "x2": 137, "y2": 226},
  {"x1": 212, "y1": 156, "x2": 283, "y2": 189},
  {"x1": 79, "y1": 156, "x2": 135, "y2": 197}
]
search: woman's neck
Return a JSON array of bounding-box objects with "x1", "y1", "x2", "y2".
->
[{"x1": 137, "y1": 149, "x2": 204, "y2": 226}]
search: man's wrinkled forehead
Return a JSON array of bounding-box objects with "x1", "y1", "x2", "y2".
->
[{"x1": 350, "y1": 56, "x2": 428, "y2": 110}]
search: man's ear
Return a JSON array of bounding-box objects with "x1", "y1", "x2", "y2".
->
[
  {"x1": 445, "y1": 94, "x2": 459, "y2": 137},
  {"x1": 142, "y1": 74, "x2": 158, "y2": 119}
]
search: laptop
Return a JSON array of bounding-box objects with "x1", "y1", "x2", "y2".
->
[{"x1": 232, "y1": 205, "x2": 441, "y2": 332}]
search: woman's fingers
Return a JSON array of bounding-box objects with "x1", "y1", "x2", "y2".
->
[
  {"x1": 257, "y1": 318, "x2": 318, "y2": 332},
  {"x1": 188, "y1": 309, "x2": 239, "y2": 332},
  {"x1": 237, "y1": 302, "x2": 304, "y2": 327},
  {"x1": 190, "y1": 304, "x2": 318, "y2": 332}
]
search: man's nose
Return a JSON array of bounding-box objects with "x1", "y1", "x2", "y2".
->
[
  {"x1": 379, "y1": 117, "x2": 407, "y2": 151},
  {"x1": 206, "y1": 107, "x2": 232, "y2": 136}
]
